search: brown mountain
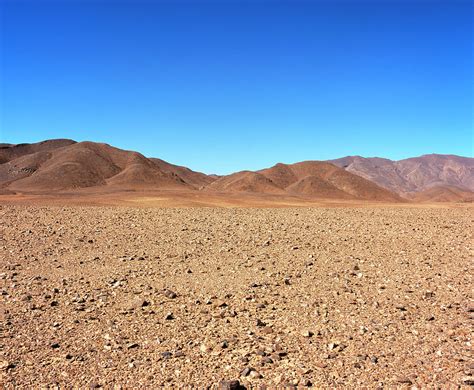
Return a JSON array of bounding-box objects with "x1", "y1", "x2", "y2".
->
[
  {"x1": 329, "y1": 154, "x2": 474, "y2": 198},
  {"x1": 0, "y1": 139, "x2": 76, "y2": 164},
  {"x1": 2, "y1": 139, "x2": 470, "y2": 203},
  {"x1": 0, "y1": 140, "x2": 211, "y2": 192},
  {"x1": 151, "y1": 158, "x2": 216, "y2": 188},
  {"x1": 208, "y1": 160, "x2": 402, "y2": 201},
  {"x1": 205, "y1": 171, "x2": 286, "y2": 194}
]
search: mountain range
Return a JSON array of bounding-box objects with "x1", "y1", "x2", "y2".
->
[{"x1": 0, "y1": 139, "x2": 472, "y2": 202}]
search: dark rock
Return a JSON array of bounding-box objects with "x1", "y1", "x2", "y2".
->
[
  {"x1": 219, "y1": 379, "x2": 245, "y2": 390},
  {"x1": 161, "y1": 351, "x2": 172, "y2": 359},
  {"x1": 164, "y1": 290, "x2": 177, "y2": 299},
  {"x1": 256, "y1": 319, "x2": 266, "y2": 327}
]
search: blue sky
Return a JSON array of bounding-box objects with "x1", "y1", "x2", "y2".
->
[{"x1": 0, "y1": 0, "x2": 472, "y2": 174}]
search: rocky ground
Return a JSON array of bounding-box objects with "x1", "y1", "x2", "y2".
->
[{"x1": 1, "y1": 204, "x2": 473, "y2": 388}]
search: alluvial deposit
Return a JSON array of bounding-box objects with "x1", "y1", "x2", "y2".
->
[{"x1": 1, "y1": 205, "x2": 473, "y2": 387}]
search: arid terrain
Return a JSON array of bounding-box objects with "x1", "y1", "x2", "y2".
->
[
  {"x1": 1, "y1": 140, "x2": 472, "y2": 203},
  {"x1": 1, "y1": 203, "x2": 473, "y2": 388}
]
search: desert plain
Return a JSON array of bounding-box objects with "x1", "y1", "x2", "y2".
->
[{"x1": 1, "y1": 199, "x2": 473, "y2": 388}]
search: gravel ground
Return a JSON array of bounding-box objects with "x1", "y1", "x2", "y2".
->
[{"x1": 1, "y1": 205, "x2": 473, "y2": 388}]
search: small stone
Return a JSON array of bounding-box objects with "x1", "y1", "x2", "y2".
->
[
  {"x1": 462, "y1": 376, "x2": 474, "y2": 386},
  {"x1": 240, "y1": 367, "x2": 252, "y2": 377},
  {"x1": 214, "y1": 299, "x2": 228, "y2": 308},
  {"x1": 161, "y1": 351, "x2": 172, "y2": 359},
  {"x1": 164, "y1": 290, "x2": 177, "y2": 299},
  {"x1": 127, "y1": 343, "x2": 139, "y2": 349},
  {"x1": 249, "y1": 370, "x2": 262, "y2": 379},
  {"x1": 261, "y1": 326, "x2": 273, "y2": 334},
  {"x1": 262, "y1": 357, "x2": 273, "y2": 364},
  {"x1": 301, "y1": 330, "x2": 314, "y2": 337},
  {"x1": 328, "y1": 342, "x2": 338, "y2": 350},
  {"x1": 127, "y1": 297, "x2": 149, "y2": 310},
  {"x1": 396, "y1": 376, "x2": 412, "y2": 384},
  {"x1": 256, "y1": 319, "x2": 266, "y2": 327},
  {"x1": 164, "y1": 312, "x2": 174, "y2": 320},
  {"x1": 200, "y1": 344, "x2": 211, "y2": 353},
  {"x1": 219, "y1": 379, "x2": 243, "y2": 390},
  {"x1": 51, "y1": 343, "x2": 60, "y2": 349},
  {"x1": 422, "y1": 291, "x2": 435, "y2": 299}
]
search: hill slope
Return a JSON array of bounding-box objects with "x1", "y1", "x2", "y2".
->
[
  {"x1": 409, "y1": 185, "x2": 474, "y2": 203},
  {"x1": 0, "y1": 139, "x2": 76, "y2": 164},
  {"x1": 0, "y1": 140, "x2": 210, "y2": 192},
  {"x1": 207, "y1": 160, "x2": 402, "y2": 201},
  {"x1": 330, "y1": 154, "x2": 474, "y2": 196},
  {"x1": 151, "y1": 158, "x2": 216, "y2": 188}
]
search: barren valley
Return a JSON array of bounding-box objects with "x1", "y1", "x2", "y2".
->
[{"x1": 1, "y1": 204, "x2": 473, "y2": 388}]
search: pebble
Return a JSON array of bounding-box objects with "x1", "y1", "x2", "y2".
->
[
  {"x1": 256, "y1": 319, "x2": 266, "y2": 327},
  {"x1": 396, "y1": 376, "x2": 412, "y2": 384},
  {"x1": 161, "y1": 351, "x2": 172, "y2": 359},
  {"x1": 219, "y1": 380, "x2": 243, "y2": 390},
  {"x1": 249, "y1": 370, "x2": 262, "y2": 379},
  {"x1": 462, "y1": 376, "x2": 474, "y2": 386},
  {"x1": 164, "y1": 289, "x2": 177, "y2": 299}
]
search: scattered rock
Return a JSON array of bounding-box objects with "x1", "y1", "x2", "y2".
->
[
  {"x1": 219, "y1": 379, "x2": 245, "y2": 390},
  {"x1": 240, "y1": 367, "x2": 253, "y2": 377},
  {"x1": 462, "y1": 376, "x2": 474, "y2": 386},
  {"x1": 161, "y1": 351, "x2": 172, "y2": 359},
  {"x1": 256, "y1": 319, "x2": 266, "y2": 327},
  {"x1": 164, "y1": 289, "x2": 177, "y2": 299},
  {"x1": 396, "y1": 376, "x2": 412, "y2": 384}
]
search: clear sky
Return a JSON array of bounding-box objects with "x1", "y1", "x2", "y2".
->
[{"x1": 0, "y1": 0, "x2": 472, "y2": 174}]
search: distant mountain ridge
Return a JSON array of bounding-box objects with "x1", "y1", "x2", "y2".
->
[
  {"x1": 0, "y1": 139, "x2": 472, "y2": 202},
  {"x1": 203, "y1": 160, "x2": 402, "y2": 201},
  {"x1": 329, "y1": 154, "x2": 474, "y2": 201}
]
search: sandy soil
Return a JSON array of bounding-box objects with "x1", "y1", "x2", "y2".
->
[{"x1": 1, "y1": 203, "x2": 473, "y2": 388}]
